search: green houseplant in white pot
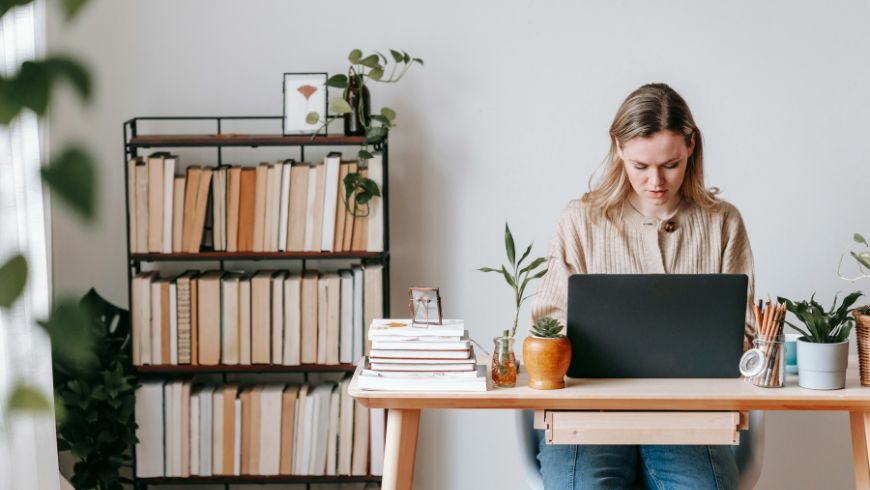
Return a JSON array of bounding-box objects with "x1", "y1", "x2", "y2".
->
[{"x1": 778, "y1": 292, "x2": 863, "y2": 390}]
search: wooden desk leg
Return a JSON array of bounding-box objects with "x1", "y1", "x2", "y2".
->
[
  {"x1": 850, "y1": 411, "x2": 870, "y2": 490},
  {"x1": 382, "y1": 408, "x2": 421, "y2": 490}
]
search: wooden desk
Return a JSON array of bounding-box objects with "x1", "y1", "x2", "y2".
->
[{"x1": 349, "y1": 357, "x2": 870, "y2": 490}]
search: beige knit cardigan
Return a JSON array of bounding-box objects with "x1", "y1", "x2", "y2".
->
[{"x1": 530, "y1": 198, "x2": 756, "y2": 350}]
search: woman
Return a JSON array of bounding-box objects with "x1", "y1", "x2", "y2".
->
[{"x1": 531, "y1": 83, "x2": 755, "y2": 490}]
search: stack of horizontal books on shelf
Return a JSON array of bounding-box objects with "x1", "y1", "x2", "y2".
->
[
  {"x1": 126, "y1": 151, "x2": 383, "y2": 254},
  {"x1": 135, "y1": 379, "x2": 386, "y2": 478},
  {"x1": 131, "y1": 265, "x2": 383, "y2": 367},
  {"x1": 357, "y1": 319, "x2": 488, "y2": 392}
]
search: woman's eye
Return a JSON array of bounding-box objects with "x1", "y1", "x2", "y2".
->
[
  {"x1": 665, "y1": 163, "x2": 679, "y2": 169},
  {"x1": 634, "y1": 165, "x2": 647, "y2": 170}
]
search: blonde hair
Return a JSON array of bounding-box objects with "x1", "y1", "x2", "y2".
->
[{"x1": 582, "y1": 83, "x2": 720, "y2": 224}]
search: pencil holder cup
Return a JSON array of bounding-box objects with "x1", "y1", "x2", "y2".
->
[
  {"x1": 854, "y1": 311, "x2": 870, "y2": 387},
  {"x1": 740, "y1": 336, "x2": 785, "y2": 388}
]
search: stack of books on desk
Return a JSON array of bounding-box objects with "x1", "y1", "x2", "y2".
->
[{"x1": 357, "y1": 319, "x2": 487, "y2": 392}]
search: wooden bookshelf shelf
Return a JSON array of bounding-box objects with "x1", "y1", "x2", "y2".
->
[
  {"x1": 136, "y1": 364, "x2": 357, "y2": 375},
  {"x1": 137, "y1": 475, "x2": 383, "y2": 485},
  {"x1": 129, "y1": 133, "x2": 367, "y2": 148},
  {"x1": 130, "y1": 251, "x2": 388, "y2": 262}
]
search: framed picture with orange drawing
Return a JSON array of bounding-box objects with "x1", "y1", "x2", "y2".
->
[{"x1": 283, "y1": 72, "x2": 328, "y2": 135}]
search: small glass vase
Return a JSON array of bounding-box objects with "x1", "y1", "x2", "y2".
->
[{"x1": 491, "y1": 336, "x2": 517, "y2": 388}]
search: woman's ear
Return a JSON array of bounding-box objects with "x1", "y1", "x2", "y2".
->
[
  {"x1": 686, "y1": 133, "x2": 696, "y2": 157},
  {"x1": 615, "y1": 137, "x2": 624, "y2": 161}
]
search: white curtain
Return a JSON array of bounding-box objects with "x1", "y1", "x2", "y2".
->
[{"x1": 0, "y1": 2, "x2": 60, "y2": 489}]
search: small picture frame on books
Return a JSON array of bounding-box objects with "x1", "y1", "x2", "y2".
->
[
  {"x1": 282, "y1": 72, "x2": 328, "y2": 135},
  {"x1": 408, "y1": 287, "x2": 442, "y2": 326}
]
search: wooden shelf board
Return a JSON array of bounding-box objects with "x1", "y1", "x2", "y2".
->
[
  {"x1": 136, "y1": 364, "x2": 357, "y2": 374},
  {"x1": 130, "y1": 251, "x2": 387, "y2": 262},
  {"x1": 137, "y1": 475, "x2": 382, "y2": 484},
  {"x1": 129, "y1": 133, "x2": 368, "y2": 147}
]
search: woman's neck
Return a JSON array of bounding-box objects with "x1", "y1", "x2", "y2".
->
[{"x1": 627, "y1": 192, "x2": 682, "y2": 220}]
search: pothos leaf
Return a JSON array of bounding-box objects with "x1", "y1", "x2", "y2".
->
[{"x1": 0, "y1": 253, "x2": 27, "y2": 308}]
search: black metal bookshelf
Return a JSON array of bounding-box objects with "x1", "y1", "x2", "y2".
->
[{"x1": 123, "y1": 116, "x2": 389, "y2": 489}]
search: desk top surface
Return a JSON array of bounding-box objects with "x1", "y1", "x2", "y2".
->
[{"x1": 348, "y1": 357, "x2": 870, "y2": 411}]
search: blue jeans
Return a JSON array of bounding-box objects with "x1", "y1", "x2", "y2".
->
[{"x1": 536, "y1": 431, "x2": 739, "y2": 489}]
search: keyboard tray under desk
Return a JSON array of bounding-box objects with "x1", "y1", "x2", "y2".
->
[{"x1": 534, "y1": 410, "x2": 749, "y2": 445}]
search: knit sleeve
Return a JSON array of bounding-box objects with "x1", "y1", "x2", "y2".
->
[
  {"x1": 530, "y1": 201, "x2": 588, "y2": 333},
  {"x1": 720, "y1": 203, "x2": 756, "y2": 351}
]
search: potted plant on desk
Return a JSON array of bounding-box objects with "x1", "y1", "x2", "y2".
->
[
  {"x1": 523, "y1": 316, "x2": 571, "y2": 390},
  {"x1": 839, "y1": 232, "x2": 870, "y2": 386},
  {"x1": 478, "y1": 223, "x2": 549, "y2": 388},
  {"x1": 778, "y1": 292, "x2": 863, "y2": 390}
]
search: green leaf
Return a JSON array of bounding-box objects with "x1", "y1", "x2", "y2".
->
[
  {"x1": 504, "y1": 223, "x2": 516, "y2": 267},
  {"x1": 0, "y1": 0, "x2": 31, "y2": 19},
  {"x1": 360, "y1": 54, "x2": 380, "y2": 69},
  {"x1": 328, "y1": 97, "x2": 352, "y2": 114},
  {"x1": 368, "y1": 68, "x2": 384, "y2": 81},
  {"x1": 852, "y1": 251, "x2": 870, "y2": 269},
  {"x1": 477, "y1": 267, "x2": 500, "y2": 273},
  {"x1": 8, "y1": 383, "x2": 51, "y2": 413},
  {"x1": 390, "y1": 49, "x2": 404, "y2": 63},
  {"x1": 60, "y1": 0, "x2": 89, "y2": 19},
  {"x1": 43, "y1": 56, "x2": 91, "y2": 101},
  {"x1": 358, "y1": 150, "x2": 374, "y2": 160},
  {"x1": 380, "y1": 106, "x2": 397, "y2": 122},
  {"x1": 0, "y1": 254, "x2": 27, "y2": 308},
  {"x1": 855, "y1": 233, "x2": 868, "y2": 247},
  {"x1": 358, "y1": 178, "x2": 381, "y2": 197},
  {"x1": 516, "y1": 243, "x2": 532, "y2": 268},
  {"x1": 412, "y1": 58, "x2": 424, "y2": 66},
  {"x1": 41, "y1": 145, "x2": 96, "y2": 221},
  {"x1": 348, "y1": 49, "x2": 363, "y2": 64},
  {"x1": 38, "y1": 299, "x2": 96, "y2": 369},
  {"x1": 325, "y1": 74, "x2": 348, "y2": 89},
  {"x1": 519, "y1": 256, "x2": 548, "y2": 276},
  {"x1": 365, "y1": 126, "x2": 388, "y2": 143},
  {"x1": 402, "y1": 51, "x2": 411, "y2": 63},
  {"x1": 0, "y1": 78, "x2": 23, "y2": 124},
  {"x1": 305, "y1": 112, "x2": 320, "y2": 125},
  {"x1": 15, "y1": 61, "x2": 50, "y2": 115},
  {"x1": 370, "y1": 115, "x2": 392, "y2": 126},
  {"x1": 500, "y1": 265, "x2": 517, "y2": 290}
]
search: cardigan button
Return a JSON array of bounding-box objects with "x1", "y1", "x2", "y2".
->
[{"x1": 664, "y1": 220, "x2": 676, "y2": 232}]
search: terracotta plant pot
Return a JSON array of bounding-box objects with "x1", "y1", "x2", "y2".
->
[{"x1": 523, "y1": 335, "x2": 572, "y2": 390}]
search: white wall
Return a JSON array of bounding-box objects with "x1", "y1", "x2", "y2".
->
[{"x1": 47, "y1": 1, "x2": 870, "y2": 488}]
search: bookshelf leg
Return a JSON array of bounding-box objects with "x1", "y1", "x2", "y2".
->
[
  {"x1": 382, "y1": 408, "x2": 420, "y2": 490},
  {"x1": 851, "y1": 411, "x2": 870, "y2": 490}
]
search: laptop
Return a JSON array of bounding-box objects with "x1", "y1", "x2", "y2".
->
[{"x1": 566, "y1": 274, "x2": 748, "y2": 378}]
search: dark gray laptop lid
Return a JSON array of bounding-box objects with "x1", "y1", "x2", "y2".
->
[{"x1": 566, "y1": 274, "x2": 748, "y2": 378}]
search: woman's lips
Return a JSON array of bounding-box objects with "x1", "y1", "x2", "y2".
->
[{"x1": 647, "y1": 190, "x2": 667, "y2": 198}]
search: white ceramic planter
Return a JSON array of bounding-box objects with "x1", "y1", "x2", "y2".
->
[{"x1": 796, "y1": 338, "x2": 849, "y2": 390}]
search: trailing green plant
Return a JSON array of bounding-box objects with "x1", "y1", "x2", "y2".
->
[
  {"x1": 306, "y1": 48, "x2": 422, "y2": 217},
  {"x1": 477, "y1": 223, "x2": 549, "y2": 339},
  {"x1": 0, "y1": 0, "x2": 99, "y2": 416},
  {"x1": 778, "y1": 291, "x2": 863, "y2": 343},
  {"x1": 530, "y1": 316, "x2": 564, "y2": 339},
  {"x1": 838, "y1": 233, "x2": 870, "y2": 282},
  {"x1": 54, "y1": 290, "x2": 138, "y2": 490}
]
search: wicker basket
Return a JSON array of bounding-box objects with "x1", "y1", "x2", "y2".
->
[{"x1": 854, "y1": 311, "x2": 870, "y2": 387}]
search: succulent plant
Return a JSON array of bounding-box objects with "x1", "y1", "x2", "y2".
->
[{"x1": 531, "y1": 316, "x2": 564, "y2": 339}]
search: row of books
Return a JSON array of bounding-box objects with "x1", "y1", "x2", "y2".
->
[
  {"x1": 126, "y1": 152, "x2": 384, "y2": 254},
  {"x1": 131, "y1": 265, "x2": 383, "y2": 366},
  {"x1": 135, "y1": 379, "x2": 385, "y2": 477},
  {"x1": 357, "y1": 319, "x2": 488, "y2": 392}
]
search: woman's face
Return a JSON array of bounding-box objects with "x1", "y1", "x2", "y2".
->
[{"x1": 617, "y1": 130, "x2": 694, "y2": 211}]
